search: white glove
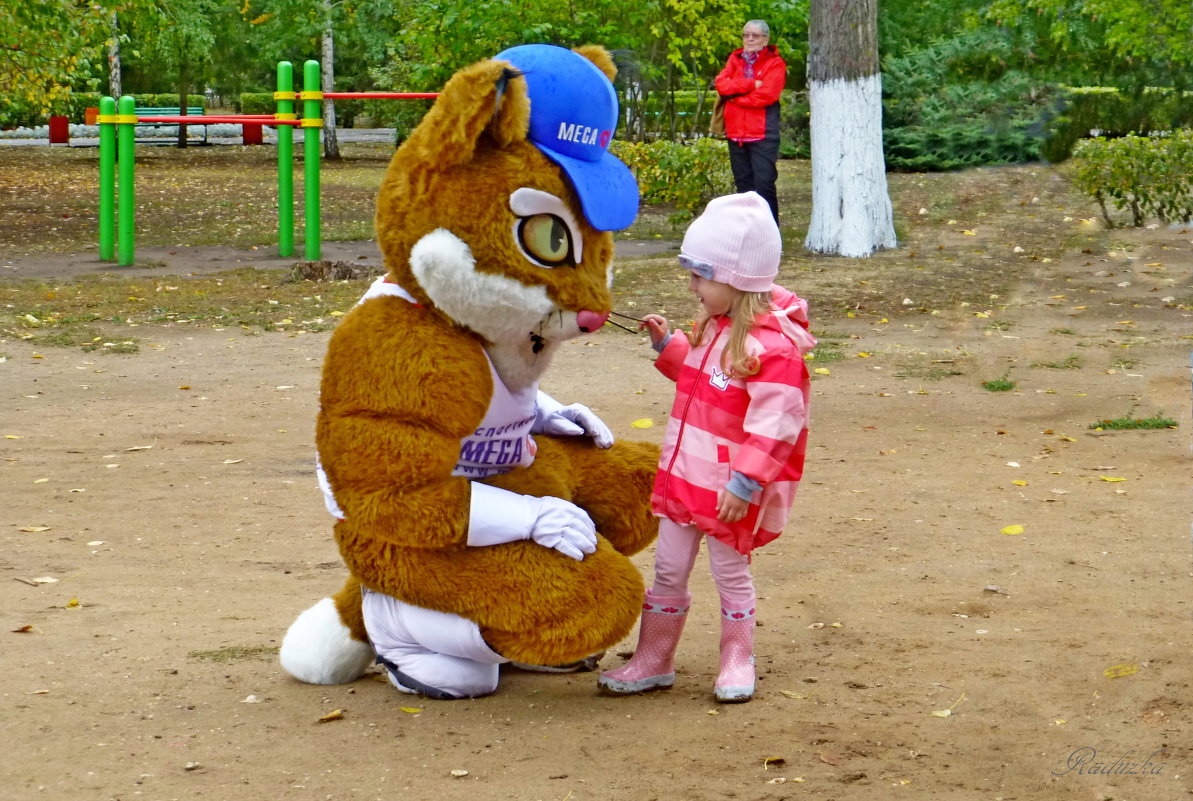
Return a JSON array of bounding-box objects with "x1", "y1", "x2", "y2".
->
[
  {"x1": 535, "y1": 391, "x2": 614, "y2": 448},
  {"x1": 527, "y1": 495, "x2": 597, "y2": 561},
  {"x1": 467, "y1": 483, "x2": 597, "y2": 561}
]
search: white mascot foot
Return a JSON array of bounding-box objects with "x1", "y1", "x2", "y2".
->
[{"x1": 279, "y1": 597, "x2": 375, "y2": 684}]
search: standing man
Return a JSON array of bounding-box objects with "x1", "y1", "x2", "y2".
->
[{"x1": 714, "y1": 20, "x2": 787, "y2": 224}]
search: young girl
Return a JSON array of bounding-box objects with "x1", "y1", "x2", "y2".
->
[{"x1": 598, "y1": 191, "x2": 815, "y2": 703}]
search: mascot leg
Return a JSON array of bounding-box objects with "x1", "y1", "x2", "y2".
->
[
  {"x1": 560, "y1": 439, "x2": 660, "y2": 556},
  {"x1": 279, "y1": 578, "x2": 375, "y2": 685},
  {"x1": 362, "y1": 588, "x2": 509, "y2": 700}
]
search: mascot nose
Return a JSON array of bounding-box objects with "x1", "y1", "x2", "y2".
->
[{"x1": 576, "y1": 310, "x2": 610, "y2": 333}]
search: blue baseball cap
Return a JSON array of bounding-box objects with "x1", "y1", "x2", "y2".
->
[{"x1": 495, "y1": 44, "x2": 639, "y2": 232}]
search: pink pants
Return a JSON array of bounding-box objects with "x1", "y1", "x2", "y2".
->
[{"x1": 651, "y1": 518, "x2": 754, "y2": 609}]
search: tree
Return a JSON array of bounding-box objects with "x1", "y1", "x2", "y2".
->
[
  {"x1": 0, "y1": 0, "x2": 108, "y2": 121},
  {"x1": 804, "y1": 0, "x2": 895, "y2": 258}
]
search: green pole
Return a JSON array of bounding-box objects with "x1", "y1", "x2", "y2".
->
[
  {"x1": 117, "y1": 95, "x2": 136, "y2": 267},
  {"x1": 98, "y1": 96, "x2": 117, "y2": 261},
  {"x1": 302, "y1": 59, "x2": 321, "y2": 261},
  {"x1": 277, "y1": 62, "x2": 295, "y2": 258}
]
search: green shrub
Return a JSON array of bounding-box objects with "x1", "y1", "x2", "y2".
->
[
  {"x1": 779, "y1": 90, "x2": 810, "y2": 159},
  {"x1": 1072, "y1": 130, "x2": 1193, "y2": 227},
  {"x1": 618, "y1": 88, "x2": 720, "y2": 141},
  {"x1": 881, "y1": 29, "x2": 1060, "y2": 171},
  {"x1": 611, "y1": 138, "x2": 734, "y2": 223},
  {"x1": 239, "y1": 93, "x2": 275, "y2": 115},
  {"x1": 1043, "y1": 86, "x2": 1193, "y2": 163}
]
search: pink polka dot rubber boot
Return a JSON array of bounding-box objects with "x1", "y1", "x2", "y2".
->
[
  {"x1": 714, "y1": 601, "x2": 756, "y2": 703},
  {"x1": 597, "y1": 592, "x2": 689, "y2": 695}
]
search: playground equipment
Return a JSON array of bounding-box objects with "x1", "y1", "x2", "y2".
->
[{"x1": 97, "y1": 60, "x2": 437, "y2": 266}]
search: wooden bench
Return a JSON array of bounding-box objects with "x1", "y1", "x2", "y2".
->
[{"x1": 134, "y1": 107, "x2": 208, "y2": 143}]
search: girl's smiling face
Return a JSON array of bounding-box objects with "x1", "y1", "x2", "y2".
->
[{"x1": 688, "y1": 273, "x2": 740, "y2": 317}]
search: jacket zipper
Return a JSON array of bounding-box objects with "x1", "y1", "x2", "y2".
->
[{"x1": 659, "y1": 325, "x2": 724, "y2": 512}]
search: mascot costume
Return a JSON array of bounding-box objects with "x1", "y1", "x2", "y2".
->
[{"x1": 279, "y1": 44, "x2": 660, "y2": 700}]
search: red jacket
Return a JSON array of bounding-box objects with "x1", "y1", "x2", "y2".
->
[
  {"x1": 650, "y1": 286, "x2": 815, "y2": 554},
  {"x1": 715, "y1": 45, "x2": 787, "y2": 143}
]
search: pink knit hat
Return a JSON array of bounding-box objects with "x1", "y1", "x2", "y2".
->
[{"x1": 679, "y1": 191, "x2": 780, "y2": 292}]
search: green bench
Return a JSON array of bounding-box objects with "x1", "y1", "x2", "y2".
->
[{"x1": 134, "y1": 106, "x2": 208, "y2": 143}]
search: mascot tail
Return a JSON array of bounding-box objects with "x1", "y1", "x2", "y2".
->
[{"x1": 279, "y1": 580, "x2": 375, "y2": 684}]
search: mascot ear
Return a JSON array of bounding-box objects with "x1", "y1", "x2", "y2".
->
[
  {"x1": 400, "y1": 59, "x2": 530, "y2": 170},
  {"x1": 573, "y1": 45, "x2": 618, "y2": 82}
]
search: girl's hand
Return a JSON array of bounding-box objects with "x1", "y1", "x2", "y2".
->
[
  {"x1": 640, "y1": 314, "x2": 669, "y2": 346},
  {"x1": 716, "y1": 489, "x2": 749, "y2": 523}
]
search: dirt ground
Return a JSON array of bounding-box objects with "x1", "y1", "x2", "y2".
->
[{"x1": 4, "y1": 213, "x2": 1193, "y2": 801}]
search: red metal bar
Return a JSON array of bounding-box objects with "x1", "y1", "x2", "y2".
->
[
  {"x1": 136, "y1": 116, "x2": 304, "y2": 125},
  {"x1": 322, "y1": 92, "x2": 439, "y2": 99}
]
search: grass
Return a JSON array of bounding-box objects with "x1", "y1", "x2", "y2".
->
[
  {"x1": 0, "y1": 270, "x2": 367, "y2": 349},
  {"x1": 982, "y1": 378, "x2": 1017, "y2": 392},
  {"x1": 1031, "y1": 355, "x2": 1082, "y2": 369},
  {"x1": 0, "y1": 144, "x2": 1123, "y2": 345},
  {"x1": 1089, "y1": 414, "x2": 1178, "y2": 430},
  {"x1": 188, "y1": 645, "x2": 278, "y2": 662}
]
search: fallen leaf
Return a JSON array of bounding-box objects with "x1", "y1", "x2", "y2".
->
[
  {"x1": 125, "y1": 444, "x2": 154, "y2": 452},
  {"x1": 222, "y1": 459, "x2": 243, "y2": 465},
  {"x1": 399, "y1": 706, "x2": 422, "y2": 714},
  {"x1": 179, "y1": 385, "x2": 191, "y2": 390},
  {"x1": 814, "y1": 367, "x2": 830, "y2": 376},
  {"x1": 317, "y1": 708, "x2": 345, "y2": 723},
  {"x1": 763, "y1": 757, "x2": 787, "y2": 770},
  {"x1": 1001, "y1": 524, "x2": 1024, "y2": 535},
  {"x1": 4, "y1": 434, "x2": 22, "y2": 439},
  {"x1": 450, "y1": 769, "x2": 469, "y2": 778},
  {"x1": 29, "y1": 577, "x2": 58, "y2": 584},
  {"x1": 20, "y1": 526, "x2": 51, "y2": 533},
  {"x1": 65, "y1": 597, "x2": 80, "y2": 608},
  {"x1": 779, "y1": 690, "x2": 807, "y2": 699},
  {"x1": 33, "y1": 478, "x2": 49, "y2": 484},
  {"x1": 1103, "y1": 663, "x2": 1139, "y2": 679},
  {"x1": 630, "y1": 418, "x2": 654, "y2": 429},
  {"x1": 932, "y1": 692, "x2": 966, "y2": 717},
  {"x1": 1011, "y1": 480, "x2": 1028, "y2": 487},
  {"x1": 1100, "y1": 476, "x2": 1126, "y2": 483},
  {"x1": 12, "y1": 625, "x2": 35, "y2": 633}
]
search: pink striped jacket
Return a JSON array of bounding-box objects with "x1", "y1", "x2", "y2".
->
[{"x1": 651, "y1": 285, "x2": 815, "y2": 554}]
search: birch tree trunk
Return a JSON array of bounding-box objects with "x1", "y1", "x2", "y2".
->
[
  {"x1": 321, "y1": 0, "x2": 340, "y2": 161},
  {"x1": 804, "y1": 0, "x2": 896, "y2": 257},
  {"x1": 108, "y1": 11, "x2": 122, "y2": 100}
]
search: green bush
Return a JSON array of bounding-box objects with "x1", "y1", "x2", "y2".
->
[
  {"x1": 611, "y1": 138, "x2": 734, "y2": 223},
  {"x1": 118, "y1": 93, "x2": 205, "y2": 110},
  {"x1": 779, "y1": 90, "x2": 810, "y2": 159},
  {"x1": 1071, "y1": 130, "x2": 1193, "y2": 227},
  {"x1": 1042, "y1": 86, "x2": 1193, "y2": 163},
  {"x1": 618, "y1": 88, "x2": 720, "y2": 141},
  {"x1": 239, "y1": 93, "x2": 275, "y2": 115},
  {"x1": 881, "y1": 29, "x2": 1060, "y2": 171}
]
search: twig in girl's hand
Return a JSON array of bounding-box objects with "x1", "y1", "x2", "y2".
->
[
  {"x1": 610, "y1": 310, "x2": 645, "y2": 323},
  {"x1": 604, "y1": 318, "x2": 638, "y2": 333}
]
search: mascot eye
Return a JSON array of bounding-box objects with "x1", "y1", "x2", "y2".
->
[{"x1": 518, "y1": 214, "x2": 574, "y2": 267}]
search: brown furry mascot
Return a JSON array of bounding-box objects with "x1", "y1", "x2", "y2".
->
[{"x1": 279, "y1": 44, "x2": 659, "y2": 699}]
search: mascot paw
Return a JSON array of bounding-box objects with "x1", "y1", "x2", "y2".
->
[{"x1": 280, "y1": 597, "x2": 375, "y2": 684}]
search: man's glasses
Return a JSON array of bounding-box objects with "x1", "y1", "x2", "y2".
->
[{"x1": 742, "y1": 32, "x2": 767, "y2": 39}]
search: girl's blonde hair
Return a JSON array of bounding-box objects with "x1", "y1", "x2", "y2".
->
[{"x1": 686, "y1": 289, "x2": 774, "y2": 377}]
